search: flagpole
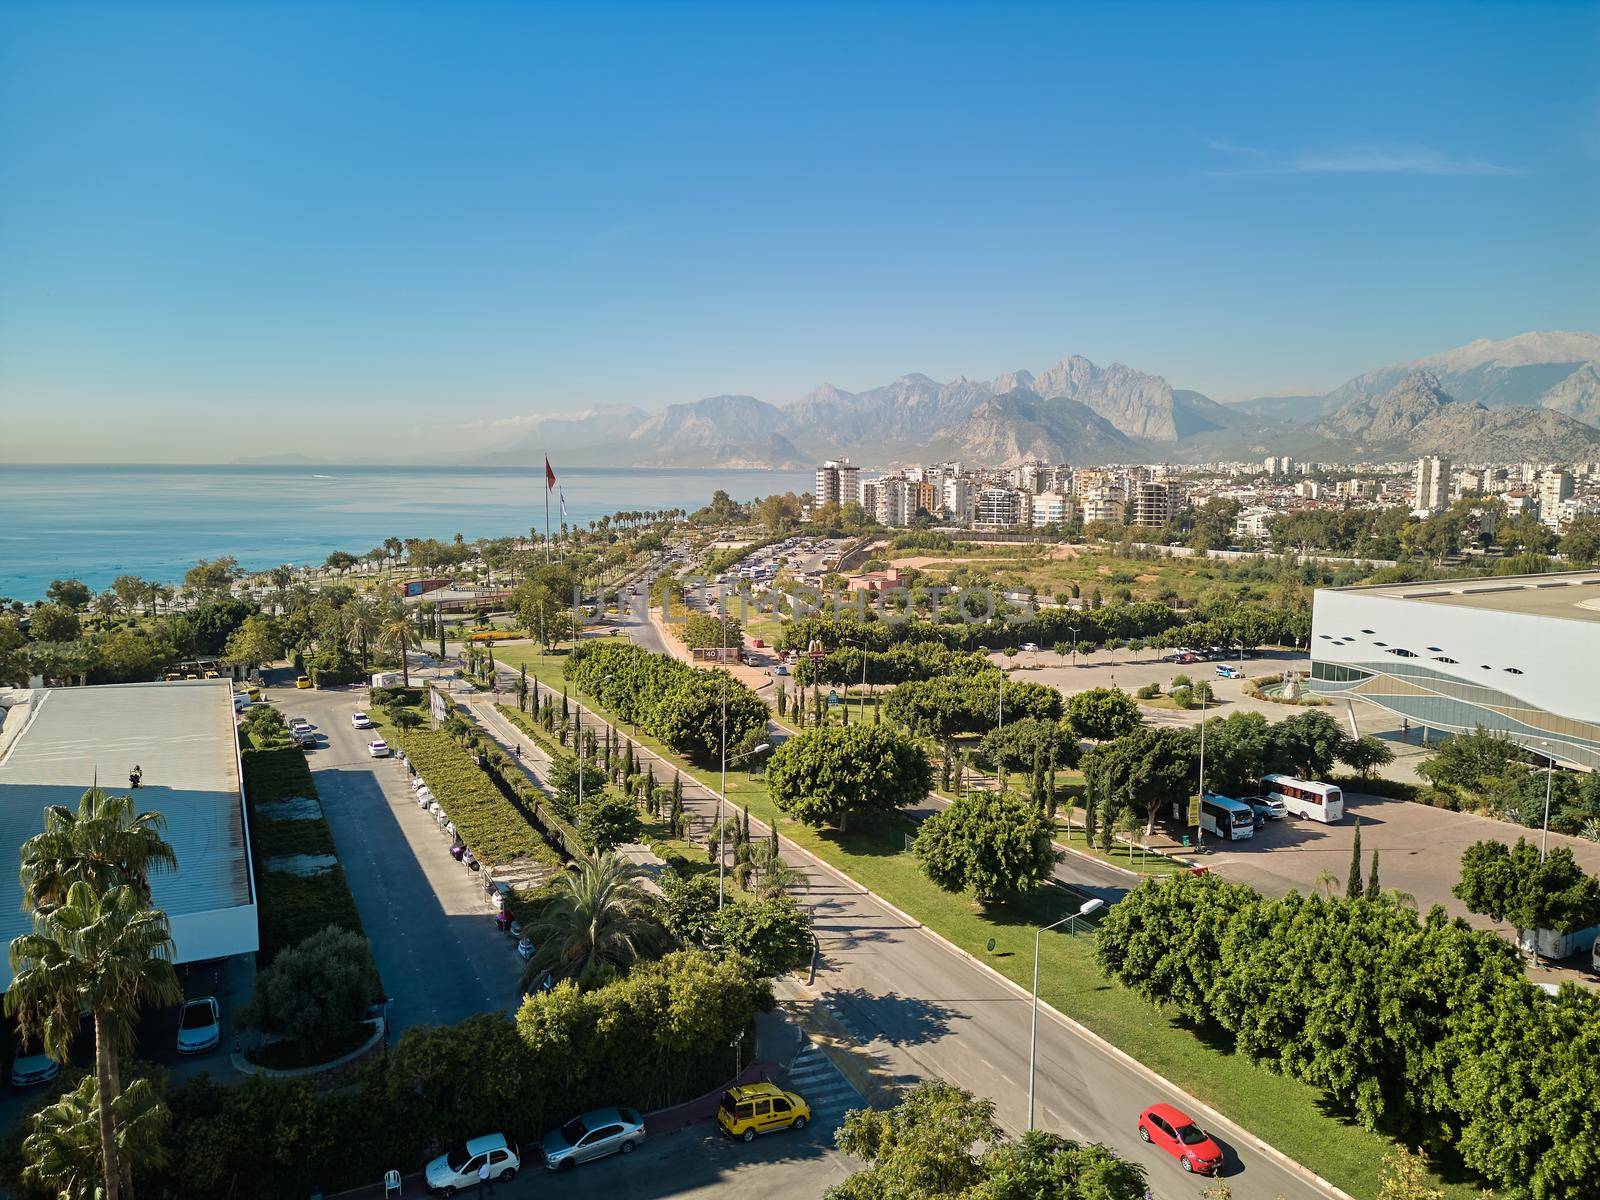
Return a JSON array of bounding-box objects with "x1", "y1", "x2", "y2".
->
[{"x1": 543, "y1": 456, "x2": 553, "y2": 563}]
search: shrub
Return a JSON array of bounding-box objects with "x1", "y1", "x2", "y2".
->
[
  {"x1": 713, "y1": 896, "x2": 812, "y2": 977},
  {"x1": 1135, "y1": 682, "x2": 1161, "y2": 700},
  {"x1": 243, "y1": 927, "x2": 381, "y2": 1056}
]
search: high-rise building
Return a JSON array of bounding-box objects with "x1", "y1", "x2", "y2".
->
[
  {"x1": 874, "y1": 477, "x2": 913, "y2": 527},
  {"x1": 1539, "y1": 469, "x2": 1574, "y2": 528},
  {"x1": 1412, "y1": 455, "x2": 1451, "y2": 515},
  {"x1": 975, "y1": 486, "x2": 1025, "y2": 527},
  {"x1": 1129, "y1": 481, "x2": 1176, "y2": 527},
  {"x1": 1031, "y1": 491, "x2": 1077, "y2": 527},
  {"x1": 942, "y1": 478, "x2": 974, "y2": 524},
  {"x1": 814, "y1": 459, "x2": 860, "y2": 506},
  {"x1": 1079, "y1": 484, "x2": 1126, "y2": 525}
]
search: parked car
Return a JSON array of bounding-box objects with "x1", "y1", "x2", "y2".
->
[
  {"x1": 1138, "y1": 1103, "x2": 1223, "y2": 1174},
  {"x1": 540, "y1": 1107, "x2": 646, "y2": 1170},
  {"x1": 1243, "y1": 793, "x2": 1287, "y2": 822},
  {"x1": 176, "y1": 996, "x2": 221, "y2": 1055},
  {"x1": 367, "y1": 739, "x2": 391, "y2": 758},
  {"x1": 288, "y1": 716, "x2": 312, "y2": 730},
  {"x1": 295, "y1": 675, "x2": 313, "y2": 689},
  {"x1": 10, "y1": 1034, "x2": 61, "y2": 1087},
  {"x1": 717, "y1": 1082, "x2": 811, "y2": 1141},
  {"x1": 1215, "y1": 664, "x2": 1243, "y2": 679},
  {"x1": 424, "y1": 1132, "x2": 520, "y2": 1195},
  {"x1": 295, "y1": 729, "x2": 318, "y2": 750},
  {"x1": 351, "y1": 711, "x2": 373, "y2": 729},
  {"x1": 516, "y1": 936, "x2": 536, "y2": 961}
]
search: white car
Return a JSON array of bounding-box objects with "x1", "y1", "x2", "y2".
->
[
  {"x1": 424, "y1": 1132, "x2": 520, "y2": 1195},
  {"x1": 351, "y1": 711, "x2": 373, "y2": 729},
  {"x1": 10, "y1": 1035, "x2": 60, "y2": 1087},
  {"x1": 176, "y1": 996, "x2": 221, "y2": 1055},
  {"x1": 368, "y1": 739, "x2": 391, "y2": 758}
]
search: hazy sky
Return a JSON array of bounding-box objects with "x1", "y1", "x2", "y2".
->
[{"x1": 3, "y1": 1, "x2": 1597, "y2": 463}]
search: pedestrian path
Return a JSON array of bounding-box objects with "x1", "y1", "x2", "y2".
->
[{"x1": 782, "y1": 1039, "x2": 864, "y2": 1132}]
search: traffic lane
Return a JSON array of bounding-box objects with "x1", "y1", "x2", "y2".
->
[
  {"x1": 805, "y1": 872, "x2": 1316, "y2": 1200},
  {"x1": 506, "y1": 689, "x2": 1326, "y2": 1199},
  {"x1": 284, "y1": 688, "x2": 524, "y2": 1032},
  {"x1": 508, "y1": 1121, "x2": 852, "y2": 1200}
]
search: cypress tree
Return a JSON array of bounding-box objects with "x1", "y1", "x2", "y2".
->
[
  {"x1": 742, "y1": 805, "x2": 752, "y2": 845},
  {"x1": 561, "y1": 687, "x2": 570, "y2": 720},
  {"x1": 1366, "y1": 849, "x2": 1382, "y2": 900},
  {"x1": 769, "y1": 826, "x2": 779, "y2": 863},
  {"x1": 1347, "y1": 816, "x2": 1364, "y2": 900},
  {"x1": 1084, "y1": 778, "x2": 1098, "y2": 847},
  {"x1": 1098, "y1": 794, "x2": 1115, "y2": 852}
]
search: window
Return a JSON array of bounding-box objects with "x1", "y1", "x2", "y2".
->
[
  {"x1": 772, "y1": 1097, "x2": 792, "y2": 1113},
  {"x1": 1482, "y1": 665, "x2": 1493, "y2": 670},
  {"x1": 1386, "y1": 648, "x2": 1417, "y2": 657},
  {"x1": 1373, "y1": 641, "x2": 1388, "y2": 647},
  {"x1": 754, "y1": 1100, "x2": 771, "y2": 1116},
  {"x1": 1426, "y1": 646, "x2": 1442, "y2": 652},
  {"x1": 1360, "y1": 628, "x2": 1375, "y2": 634},
  {"x1": 1505, "y1": 667, "x2": 1524, "y2": 674},
  {"x1": 1433, "y1": 656, "x2": 1457, "y2": 664}
]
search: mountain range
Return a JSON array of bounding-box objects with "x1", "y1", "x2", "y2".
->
[{"x1": 469, "y1": 331, "x2": 1600, "y2": 469}]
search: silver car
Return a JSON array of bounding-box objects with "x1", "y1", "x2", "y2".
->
[{"x1": 541, "y1": 1107, "x2": 646, "y2": 1171}]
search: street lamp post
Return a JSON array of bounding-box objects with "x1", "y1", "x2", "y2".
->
[
  {"x1": 1067, "y1": 625, "x2": 1079, "y2": 667},
  {"x1": 1540, "y1": 741, "x2": 1555, "y2": 862},
  {"x1": 1029, "y1": 897, "x2": 1104, "y2": 1129},
  {"x1": 1195, "y1": 685, "x2": 1208, "y2": 851}
]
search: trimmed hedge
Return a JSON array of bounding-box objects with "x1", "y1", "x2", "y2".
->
[
  {"x1": 394, "y1": 727, "x2": 563, "y2": 870},
  {"x1": 241, "y1": 747, "x2": 367, "y2": 963}
]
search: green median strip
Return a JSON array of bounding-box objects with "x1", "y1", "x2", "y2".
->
[{"x1": 511, "y1": 651, "x2": 1470, "y2": 1200}]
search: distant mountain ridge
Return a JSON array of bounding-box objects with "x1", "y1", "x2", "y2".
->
[{"x1": 468, "y1": 330, "x2": 1600, "y2": 469}]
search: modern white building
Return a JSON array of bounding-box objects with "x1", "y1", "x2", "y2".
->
[
  {"x1": 814, "y1": 459, "x2": 860, "y2": 507},
  {"x1": 1307, "y1": 570, "x2": 1600, "y2": 768},
  {"x1": 974, "y1": 486, "x2": 1025, "y2": 527},
  {"x1": 0, "y1": 680, "x2": 259, "y2": 990},
  {"x1": 1539, "y1": 469, "x2": 1574, "y2": 528},
  {"x1": 1412, "y1": 455, "x2": 1451, "y2": 515},
  {"x1": 1031, "y1": 490, "x2": 1077, "y2": 527}
]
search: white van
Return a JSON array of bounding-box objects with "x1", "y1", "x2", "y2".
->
[
  {"x1": 1199, "y1": 793, "x2": 1256, "y2": 841},
  {"x1": 1260, "y1": 775, "x2": 1344, "y2": 822}
]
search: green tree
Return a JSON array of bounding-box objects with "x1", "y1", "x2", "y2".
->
[
  {"x1": 657, "y1": 872, "x2": 721, "y2": 949},
  {"x1": 23, "y1": 1074, "x2": 170, "y2": 1200},
  {"x1": 579, "y1": 793, "x2": 643, "y2": 854},
  {"x1": 1347, "y1": 816, "x2": 1364, "y2": 900},
  {"x1": 767, "y1": 725, "x2": 933, "y2": 832},
  {"x1": 1375, "y1": 1146, "x2": 1444, "y2": 1200},
  {"x1": 1082, "y1": 725, "x2": 1194, "y2": 836},
  {"x1": 977, "y1": 718, "x2": 1080, "y2": 774},
  {"x1": 323, "y1": 550, "x2": 359, "y2": 574},
  {"x1": 1418, "y1": 726, "x2": 1522, "y2": 793},
  {"x1": 377, "y1": 613, "x2": 419, "y2": 687},
  {"x1": 914, "y1": 791, "x2": 1060, "y2": 902},
  {"x1": 714, "y1": 895, "x2": 812, "y2": 977},
  {"x1": 6, "y1": 883, "x2": 183, "y2": 1200},
  {"x1": 974, "y1": 1129, "x2": 1149, "y2": 1200},
  {"x1": 45, "y1": 578, "x2": 93, "y2": 611},
  {"x1": 29, "y1": 602, "x2": 82, "y2": 642},
  {"x1": 681, "y1": 611, "x2": 744, "y2": 651},
  {"x1": 1454, "y1": 837, "x2": 1600, "y2": 958},
  {"x1": 19, "y1": 787, "x2": 177, "y2": 915},
  {"x1": 183, "y1": 556, "x2": 241, "y2": 595},
  {"x1": 1264, "y1": 710, "x2": 1349, "y2": 777},
  {"x1": 222, "y1": 614, "x2": 283, "y2": 674},
  {"x1": 831, "y1": 1080, "x2": 1000, "y2": 1200},
  {"x1": 520, "y1": 853, "x2": 663, "y2": 990},
  {"x1": 1063, "y1": 688, "x2": 1142, "y2": 741},
  {"x1": 242, "y1": 927, "x2": 380, "y2": 1054},
  {"x1": 1340, "y1": 734, "x2": 1395, "y2": 780}
]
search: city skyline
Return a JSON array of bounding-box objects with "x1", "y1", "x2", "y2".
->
[{"x1": 3, "y1": 2, "x2": 1597, "y2": 462}]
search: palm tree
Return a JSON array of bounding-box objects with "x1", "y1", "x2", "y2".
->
[
  {"x1": 344, "y1": 598, "x2": 383, "y2": 672},
  {"x1": 20, "y1": 788, "x2": 177, "y2": 914},
  {"x1": 7, "y1": 882, "x2": 182, "y2": 1200},
  {"x1": 24, "y1": 1073, "x2": 170, "y2": 1200},
  {"x1": 520, "y1": 854, "x2": 662, "y2": 991},
  {"x1": 378, "y1": 612, "x2": 419, "y2": 686}
]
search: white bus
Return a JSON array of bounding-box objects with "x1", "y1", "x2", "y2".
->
[
  {"x1": 1199, "y1": 793, "x2": 1256, "y2": 841},
  {"x1": 1260, "y1": 775, "x2": 1344, "y2": 823}
]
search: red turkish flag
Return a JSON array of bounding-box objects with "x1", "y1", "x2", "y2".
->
[{"x1": 544, "y1": 457, "x2": 556, "y2": 491}]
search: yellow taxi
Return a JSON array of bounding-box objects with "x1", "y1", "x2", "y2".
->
[
  {"x1": 295, "y1": 675, "x2": 313, "y2": 689},
  {"x1": 716, "y1": 1082, "x2": 810, "y2": 1142}
]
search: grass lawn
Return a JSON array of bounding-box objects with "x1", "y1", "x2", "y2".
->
[
  {"x1": 1051, "y1": 823, "x2": 1189, "y2": 877},
  {"x1": 744, "y1": 617, "x2": 785, "y2": 646},
  {"x1": 513, "y1": 650, "x2": 1474, "y2": 1200}
]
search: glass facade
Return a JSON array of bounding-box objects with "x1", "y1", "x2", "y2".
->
[{"x1": 1310, "y1": 659, "x2": 1600, "y2": 768}]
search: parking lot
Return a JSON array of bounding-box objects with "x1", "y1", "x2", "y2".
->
[{"x1": 269, "y1": 683, "x2": 527, "y2": 1033}]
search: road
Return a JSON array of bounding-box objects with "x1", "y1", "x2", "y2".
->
[
  {"x1": 272, "y1": 684, "x2": 526, "y2": 1033},
  {"x1": 487, "y1": 622, "x2": 1336, "y2": 1200}
]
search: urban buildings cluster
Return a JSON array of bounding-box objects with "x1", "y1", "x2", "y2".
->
[
  {"x1": 816, "y1": 452, "x2": 1600, "y2": 540},
  {"x1": 815, "y1": 458, "x2": 1181, "y2": 529}
]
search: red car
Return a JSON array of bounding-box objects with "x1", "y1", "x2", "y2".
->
[{"x1": 1138, "y1": 1103, "x2": 1223, "y2": 1174}]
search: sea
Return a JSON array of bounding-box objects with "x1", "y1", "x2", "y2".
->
[{"x1": 0, "y1": 464, "x2": 814, "y2": 601}]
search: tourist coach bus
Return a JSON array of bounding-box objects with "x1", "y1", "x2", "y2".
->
[
  {"x1": 1260, "y1": 775, "x2": 1345, "y2": 823},
  {"x1": 1199, "y1": 793, "x2": 1256, "y2": 841}
]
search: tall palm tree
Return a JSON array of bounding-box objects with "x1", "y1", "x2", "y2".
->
[
  {"x1": 24, "y1": 1073, "x2": 170, "y2": 1200},
  {"x1": 7, "y1": 883, "x2": 182, "y2": 1200},
  {"x1": 521, "y1": 854, "x2": 662, "y2": 991},
  {"x1": 343, "y1": 598, "x2": 383, "y2": 672},
  {"x1": 378, "y1": 612, "x2": 419, "y2": 686},
  {"x1": 20, "y1": 788, "x2": 177, "y2": 914}
]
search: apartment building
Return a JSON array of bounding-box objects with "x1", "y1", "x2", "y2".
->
[
  {"x1": 1129, "y1": 480, "x2": 1177, "y2": 527},
  {"x1": 975, "y1": 486, "x2": 1026, "y2": 527},
  {"x1": 1031, "y1": 490, "x2": 1077, "y2": 527},
  {"x1": 1412, "y1": 455, "x2": 1451, "y2": 515},
  {"x1": 815, "y1": 459, "x2": 861, "y2": 507}
]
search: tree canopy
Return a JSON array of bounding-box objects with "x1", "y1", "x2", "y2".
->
[
  {"x1": 767, "y1": 724, "x2": 933, "y2": 831},
  {"x1": 914, "y1": 791, "x2": 1060, "y2": 901}
]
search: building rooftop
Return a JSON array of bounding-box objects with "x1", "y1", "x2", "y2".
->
[
  {"x1": 1341, "y1": 570, "x2": 1600, "y2": 624},
  {"x1": 0, "y1": 680, "x2": 253, "y2": 988}
]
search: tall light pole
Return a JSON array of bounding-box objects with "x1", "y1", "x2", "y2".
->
[
  {"x1": 1029, "y1": 897, "x2": 1104, "y2": 1129},
  {"x1": 719, "y1": 604, "x2": 729, "y2": 908},
  {"x1": 1540, "y1": 740, "x2": 1555, "y2": 862},
  {"x1": 1067, "y1": 625, "x2": 1080, "y2": 667},
  {"x1": 1195, "y1": 684, "x2": 1208, "y2": 851}
]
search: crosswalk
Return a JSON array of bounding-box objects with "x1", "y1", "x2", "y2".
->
[{"x1": 783, "y1": 1040, "x2": 865, "y2": 1132}]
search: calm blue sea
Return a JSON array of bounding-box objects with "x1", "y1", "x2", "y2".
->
[{"x1": 0, "y1": 464, "x2": 813, "y2": 600}]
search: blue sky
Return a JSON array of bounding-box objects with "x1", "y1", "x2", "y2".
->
[{"x1": 2, "y1": 1, "x2": 1596, "y2": 462}]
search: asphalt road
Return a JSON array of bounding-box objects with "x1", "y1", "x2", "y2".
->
[
  {"x1": 269, "y1": 685, "x2": 526, "y2": 1033},
  {"x1": 487, "y1": 635, "x2": 1335, "y2": 1200}
]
